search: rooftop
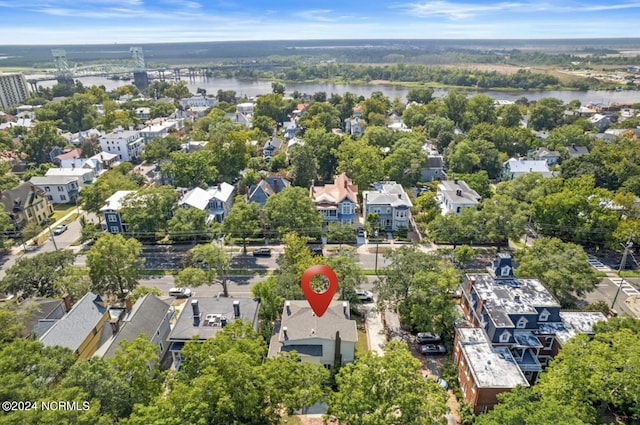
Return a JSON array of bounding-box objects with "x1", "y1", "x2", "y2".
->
[
  {"x1": 457, "y1": 327, "x2": 530, "y2": 389},
  {"x1": 39, "y1": 292, "x2": 108, "y2": 352},
  {"x1": 168, "y1": 297, "x2": 260, "y2": 342},
  {"x1": 178, "y1": 183, "x2": 235, "y2": 210},
  {"x1": 311, "y1": 173, "x2": 358, "y2": 205},
  {"x1": 30, "y1": 175, "x2": 79, "y2": 186},
  {"x1": 363, "y1": 181, "x2": 412, "y2": 208},
  {"x1": 438, "y1": 179, "x2": 481, "y2": 205},
  {"x1": 539, "y1": 311, "x2": 607, "y2": 345},
  {"x1": 505, "y1": 158, "x2": 551, "y2": 174},
  {"x1": 100, "y1": 190, "x2": 136, "y2": 212}
]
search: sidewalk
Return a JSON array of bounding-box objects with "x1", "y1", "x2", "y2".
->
[{"x1": 10, "y1": 209, "x2": 83, "y2": 256}]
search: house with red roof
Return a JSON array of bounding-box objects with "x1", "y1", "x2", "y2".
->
[{"x1": 310, "y1": 173, "x2": 358, "y2": 227}]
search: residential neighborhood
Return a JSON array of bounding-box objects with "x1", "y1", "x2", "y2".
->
[{"x1": 1, "y1": 60, "x2": 640, "y2": 425}]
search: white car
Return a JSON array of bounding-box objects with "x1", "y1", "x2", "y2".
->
[
  {"x1": 355, "y1": 289, "x2": 374, "y2": 302},
  {"x1": 169, "y1": 287, "x2": 192, "y2": 298}
]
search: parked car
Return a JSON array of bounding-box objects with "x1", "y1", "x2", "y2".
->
[
  {"x1": 416, "y1": 332, "x2": 442, "y2": 344},
  {"x1": 169, "y1": 287, "x2": 192, "y2": 298},
  {"x1": 420, "y1": 344, "x2": 447, "y2": 356},
  {"x1": 356, "y1": 227, "x2": 365, "y2": 237},
  {"x1": 53, "y1": 224, "x2": 68, "y2": 235},
  {"x1": 252, "y1": 248, "x2": 272, "y2": 257},
  {"x1": 309, "y1": 246, "x2": 323, "y2": 256},
  {"x1": 355, "y1": 289, "x2": 374, "y2": 302}
]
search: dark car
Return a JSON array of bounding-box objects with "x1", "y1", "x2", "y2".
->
[
  {"x1": 420, "y1": 344, "x2": 447, "y2": 356},
  {"x1": 53, "y1": 224, "x2": 68, "y2": 235},
  {"x1": 416, "y1": 332, "x2": 441, "y2": 344},
  {"x1": 309, "y1": 246, "x2": 323, "y2": 256},
  {"x1": 252, "y1": 248, "x2": 272, "y2": 257}
]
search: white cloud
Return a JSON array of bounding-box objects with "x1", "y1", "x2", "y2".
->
[{"x1": 395, "y1": 0, "x2": 640, "y2": 19}]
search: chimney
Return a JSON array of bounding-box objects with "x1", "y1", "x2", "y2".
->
[
  {"x1": 192, "y1": 299, "x2": 201, "y2": 327},
  {"x1": 124, "y1": 295, "x2": 132, "y2": 312},
  {"x1": 233, "y1": 300, "x2": 240, "y2": 318},
  {"x1": 456, "y1": 189, "x2": 462, "y2": 197},
  {"x1": 273, "y1": 179, "x2": 279, "y2": 192},
  {"x1": 467, "y1": 276, "x2": 476, "y2": 292},
  {"x1": 285, "y1": 300, "x2": 291, "y2": 316},
  {"x1": 397, "y1": 193, "x2": 402, "y2": 199},
  {"x1": 62, "y1": 294, "x2": 72, "y2": 312},
  {"x1": 217, "y1": 183, "x2": 221, "y2": 190},
  {"x1": 454, "y1": 178, "x2": 458, "y2": 184},
  {"x1": 344, "y1": 178, "x2": 348, "y2": 189},
  {"x1": 283, "y1": 326, "x2": 288, "y2": 340},
  {"x1": 514, "y1": 294, "x2": 521, "y2": 303},
  {"x1": 343, "y1": 301, "x2": 349, "y2": 319}
]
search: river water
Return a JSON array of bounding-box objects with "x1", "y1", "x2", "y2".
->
[{"x1": 32, "y1": 75, "x2": 640, "y2": 105}]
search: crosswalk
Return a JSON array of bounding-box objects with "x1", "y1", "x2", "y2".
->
[
  {"x1": 587, "y1": 257, "x2": 613, "y2": 273},
  {"x1": 610, "y1": 277, "x2": 640, "y2": 297}
]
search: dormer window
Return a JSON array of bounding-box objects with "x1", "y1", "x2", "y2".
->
[
  {"x1": 539, "y1": 309, "x2": 550, "y2": 322},
  {"x1": 500, "y1": 330, "x2": 511, "y2": 342},
  {"x1": 517, "y1": 316, "x2": 528, "y2": 329},
  {"x1": 501, "y1": 265, "x2": 511, "y2": 277}
]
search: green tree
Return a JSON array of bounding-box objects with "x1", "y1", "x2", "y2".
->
[
  {"x1": 453, "y1": 245, "x2": 475, "y2": 267},
  {"x1": 326, "y1": 341, "x2": 449, "y2": 425},
  {"x1": 141, "y1": 135, "x2": 182, "y2": 162},
  {"x1": 327, "y1": 222, "x2": 356, "y2": 244},
  {"x1": 223, "y1": 196, "x2": 260, "y2": 253},
  {"x1": 334, "y1": 138, "x2": 384, "y2": 190},
  {"x1": 274, "y1": 232, "x2": 318, "y2": 300},
  {"x1": 264, "y1": 186, "x2": 323, "y2": 236},
  {"x1": 384, "y1": 136, "x2": 426, "y2": 187},
  {"x1": 128, "y1": 285, "x2": 162, "y2": 304},
  {"x1": 150, "y1": 101, "x2": 176, "y2": 119},
  {"x1": 161, "y1": 149, "x2": 218, "y2": 188},
  {"x1": 497, "y1": 103, "x2": 523, "y2": 127},
  {"x1": 271, "y1": 81, "x2": 286, "y2": 95},
  {"x1": 119, "y1": 187, "x2": 178, "y2": 238},
  {"x1": 304, "y1": 128, "x2": 341, "y2": 181},
  {"x1": 443, "y1": 90, "x2": 467, "y2": 126},
  {"x1": 21, "y1": 121, "x2": 66, "y2": 164},
  {"x1": 190, "y1": 243, "x2": 231, "y2": 297},
  {"x1": 327, "y1": 248, "x2": 366, "y2": 303},
  {"x1": 81, "y1": 170, "x2": 140, "y2": 214},
  {"x1": 298, "y1": 102, "x2": 340, "y2": 132},
  {"x1": 530, "y1": 97, "x2": 564, "y2": 131},
  {"x1": 290, "y1": 143, "x2": 319, "y2": 187},
  {"x1": 476, "y1": 194, "x2": 529, "y2": 247},
  {"x1": 407, "y1": 87, "x2": 434, "y2": 104},
  {"x1": 167, "y1": 207, "x2": 210, "y2": 242},
  {"x1": 251, "y1": 277, "x2": 283, "y2": 339},
  {"x1": 86, "y1": 234, "x2": 143, "y2": 300},
  {"x1": 514, "y1": 237, "x2": 599, "y2": 306},
  {"x1": 54, "y1": 266, "x2": 92, "y2": 302},
  {"x1": 1, "y1": 251, "x2": 75, "y2": 298}
]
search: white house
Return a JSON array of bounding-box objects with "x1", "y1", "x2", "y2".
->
[
  {"x1": 236, "y1": 102, "x2": 255, "y2": 115},
  {"x1": 502, "y1": 158, "x2": 554, "y2": 181},
  {"x1": 45, "y1": 167, "x2": 96, "y2": 187},
  {"x1": 436, "y1": 179, "x2": 481, "y2": 215},
  {"x1": 99, "y1": 126, "x2": 144, "y2": 162},
  {"x1": 268, "y1": 300, "x2": 357, "y2": 369},
  {"x1": 29, "y1": 176, "x2": 80, "y2": 204},
  {"x1": 178, "y1": 183, "x2": 235, "y2": 223},
  {"x1": 139, "y1": 120, "x2": 180, "y2": 144},
  {"x1": 345, "y1": 117, "x2": 364, "y2": 137},
  {"x1": 362, "y1": 181, "x2": 413, "y2": 232},
  {"x1": 179, "y1": 94, "x2": 217, "y2": 109}
]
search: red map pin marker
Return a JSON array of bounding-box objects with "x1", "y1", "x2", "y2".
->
[{"x1": 301, "y1": 265, "x2": 339, "y2": 317}]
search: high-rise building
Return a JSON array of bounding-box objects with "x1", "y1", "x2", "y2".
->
[{"x1": 0, "y1": 73, "x2": 29, "y2": 111}]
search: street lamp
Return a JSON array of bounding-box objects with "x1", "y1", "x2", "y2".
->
[{"x1": 374, "y1": 230, "x2": 379, "y2": 274}]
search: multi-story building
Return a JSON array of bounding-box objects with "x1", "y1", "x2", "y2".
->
[
  {"x1": 436, "y1": 179, "x2": 481, "y2": 215},
  {"x1": 29, "y1": 176, "x2": 80, "y2": 204},
  {"x1": 0, "y1": 182, "x2": 54, "y2": 233},
  {"x1": 362, "y1": 181, "x2": 412, "y2": 232},
  {"x1": 178, "y1": 183, "x2": 235, "y2": 223},
  {"x1": 99, "y1": 126, "x2": 144, "y2": 162},
  {"x1": 311, "y1": 173, "x2": 358, "y2": 227},
  {"x1": 455, "y1": 253, "x2": 606, "y2": 414},
  {"x1": 268, "y1": 300, "x2": 357, "y2": 369},
  {"x1": 178, "y1": 94, "x2": 217, "y2": 109},
  {"x1": 100, "y1": 190, "x2": 136, "y2": 234},
  {"x1": 0, "y1": 73, "x2": 29, "y2": 111}
]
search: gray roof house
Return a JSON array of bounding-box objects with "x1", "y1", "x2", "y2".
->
[
  {"x1": 421, "y1": 155, "x2": 446, "y2": 182},
  {"x1": 436, "y1": 179, "x2": 481, "y2": 215},
  {"x1": 168, "y1": 297, "x2": 260, "y2": 369},
  {"x1": 268, "y1": 300, "x2": 357, "y2": 368},
  {"x1": 567, "y1": 144, "x2": 589, "y2": 157},
  {"x1": 94, "y1": 294, "x2": 174, "y2": 361},
  {"x1": 362, "y1": 181, "x2": 413, "y2": 232},
  {"x1": 38, "y1": 292, "x2": 111, "y2": 359},
  {"x1": 502, "y1": 158, "x2": 554, "y2": 180},
  {"x1": 247, "y1": 177, "x2": 290, "y2": 207},
  {"x1": 529, "y1": 147, "x2": 561, "y2": 165}
]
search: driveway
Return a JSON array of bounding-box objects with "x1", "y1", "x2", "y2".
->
[{"x1": 361, "y1": 301, "x2": 386, "y2": 356}]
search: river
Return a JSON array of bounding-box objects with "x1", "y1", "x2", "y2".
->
[{"x1": 31, "y1": 74, "x2": 640, "y2": 105}]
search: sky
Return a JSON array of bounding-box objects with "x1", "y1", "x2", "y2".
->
[{"x1": 1, "y1": 0, "x2": 640, "y2": 44}]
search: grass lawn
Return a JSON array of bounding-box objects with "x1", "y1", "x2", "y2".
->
[
  {"x1": 279, "y1": 415, "x2": 303, "y2": 425},
  {"x1": 51, "y1": 204, "x2": 77, "y2": 221},
  {"x1": 619, "y1": 270, "x2": 640, "y2": 277}
]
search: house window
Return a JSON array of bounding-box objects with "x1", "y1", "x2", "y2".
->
[
  {"x1": 45, "y1": 186, "x2": 50, "y2": 192},
  {"x1": 110, "y1": 226, "x2": 119, "y2": 233},
  {"x1": 60, "y1": 195, "x2": 66, "y2": 201},
  {"x1": 500, "y1": 330, "x2": 511, "y2": 342},
  {"x1": 517, "y1": 316, "x2": 528, "y2": 329},
  {"x1": 545, "y1": 337, "x2": 554, "y2": 350},
  {"x1": 108, "y1": 215, "x2": 117, "y2": 222},
  {"x1": 57, "y1": 186, "x2": 64, "y2": 192},
  {"x1": 501, "y1": 265, "x2": 511, "y2": 276},
  {"x1": 341, "y1": 203, "x2": 353, "y2": 215},
  {"x1": 47, "y1": 195, "x2": 53, "y2": 201},
  {"x1": 539, "y1": 309, "x2": 550, "y2": 322}
]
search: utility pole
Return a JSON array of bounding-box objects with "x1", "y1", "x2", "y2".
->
[
  {"x1": 611, "y1": 232, "x2": 634, "y2": 310},
  {"x1": 48, "y1": 225, "x2": 59, "y2": 251}
]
